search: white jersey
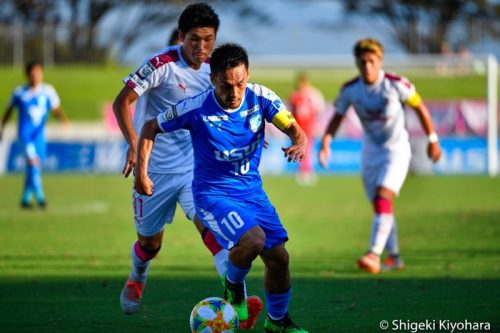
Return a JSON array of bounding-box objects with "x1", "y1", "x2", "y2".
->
[
  {"x1": 124, "y1": 45, "x2": 212, "y2": 173},
  {"x1": 334, "y1": 70, "x2": 417, "y2": 151}
]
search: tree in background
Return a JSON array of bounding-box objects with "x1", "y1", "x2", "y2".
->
[{"x1": 342, "y1": 0, "x2": 500, "y2": 53}]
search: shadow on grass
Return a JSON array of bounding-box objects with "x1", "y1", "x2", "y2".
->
[{"x1": 0, "y1": 276, "x2": 498, "y2": 333}]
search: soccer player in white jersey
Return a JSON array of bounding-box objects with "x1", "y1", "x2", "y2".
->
[
  {"x1": 319, "y1": 38, "x2": 442, "y2": 274},
  {"x1": 112, "y1": 4, "x2": 263, "y2": 324},
  {"x1": 135, "y1": 43, "x2": 309, "y2": 333},
  {"x1": 0, "y1": 61, "x2": 68, "y2": 209}
]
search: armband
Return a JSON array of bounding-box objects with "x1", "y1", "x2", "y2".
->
[
  {"x1": 271, "y1": 109, "x2": 296, "y2": 131},
  {"x1": 405, "y1": 92, "x2": 422, "y2": 108}
]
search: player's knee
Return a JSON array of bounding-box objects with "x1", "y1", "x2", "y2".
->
[
  {"x1": 239, "y1": 227, "x2": 266, "y2": 257},
  {"x1": 263, "y1": 245, "x2": 289, "y2": 269}
]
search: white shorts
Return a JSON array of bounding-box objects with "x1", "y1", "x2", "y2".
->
[
  {"x1": 132, "y1": 171, "x2": 195, "y2": 237},
  {"x1": 361, "y1": 143, "x2": 411, "y2": 200}
]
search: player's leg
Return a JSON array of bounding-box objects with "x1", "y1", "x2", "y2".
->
[
  {"x1": 32, "y1": 141, "x2": 46, "y2": 207},
  {"x1": 196, "y1": 198, "x2": 263, "y2": 322},
  {"x1": 254, "y1": 196, "x2": 307, "y2": 332},
  {"x1": 21, "y1": 144, "x2": 39, "y2": 208},
  {"x1": 120, "y1": 172, "x2": 176, "y2": 314},
  {"x1": 177, "y1": 173, "x2": 229, "y2": 277},
  {"x1": 382, "y1": 219, "x2": 405, "y2": 271}
]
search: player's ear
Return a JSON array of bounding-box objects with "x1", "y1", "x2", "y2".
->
[{"x1": 178, "y1": 31, "x2": 185, "y2": 42}]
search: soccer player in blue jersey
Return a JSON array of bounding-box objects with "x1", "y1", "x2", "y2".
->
[
  {"x1": 0, "y1": 61, "x2": 68, "y2": 209},
  {"x1": 135, "y1": 43, "x2": 309, "y2": 333}
]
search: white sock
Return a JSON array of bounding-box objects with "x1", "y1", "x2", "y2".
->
[
  {"x1": 384, "y1": 219, "x2": 400, "y2": 256},
  {"x1": 370, "y1": 213, "x2": 394, "y2": 255},
  {"x1": 130, "y1": 243, "x2": 152, "y2": 283},
  {"x1": 213, "y1": 249, "x2": 229, "y2": 277}
]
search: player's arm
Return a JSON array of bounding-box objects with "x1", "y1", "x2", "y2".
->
[
  {"x1": 0, "y1": 104, "x2": 15, "y2": 141},
  {"x1": 272, "y1": 109, "x2": 308, "y2": 163},
  {"x1": 52, "y1": 106, "x2": 69, "y2": 127},
  {"x1": 406, "y1": 93, "x2": 442, "y2": 162},
  {"x1": 134, "y1": 118, "x2": 161, "y2": 196},
  {"x1": 112, "y1": 86, "x2": 139, "y2": 177},
  {"x1": 319, "y1": 112, "x2": 345, "y2": 168}
]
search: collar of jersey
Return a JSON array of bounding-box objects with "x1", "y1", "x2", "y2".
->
[{"x1": 211, "y1": 90, "x2": 245, "y2": 113}]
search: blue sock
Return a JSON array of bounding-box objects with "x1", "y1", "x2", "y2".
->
[
  {"x1": 266, "y1": 288, "x2": 291, "y2": 320},
  {"x1": 22, "y1": 166, "x2": 34, "y2": 204},
  {"x1": 226, "y1": 260, "x2": 250, "y2": 284},
  {"x1": 32, "y1": 165, "x2": 45, "y2": 203}
]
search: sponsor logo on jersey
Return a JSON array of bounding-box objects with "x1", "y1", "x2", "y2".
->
[
  {"x1": 138, "y1": 62, "x2": 155, "y2": 79},
  {"x1": 163, "y1": 106, "x2": 177, "y2": 121},
  {"x1": 178, "y1": 83, "x2": 188, "y2": 93},
  {"x1": 130, "y1": 74, "x2": 147, "y2": 90},
  {"x1": 203, "y1": 115, "x2": 228, "y2": 122},
  {"x1": 214, "y1": 134, "x2": 262, "y2": 162},
  {"x1": 249, "y1": 113, "x2": 262, "y2": 133},
  {"x1": 239, "y1": 105, "x2": 260, "y2": 117}
]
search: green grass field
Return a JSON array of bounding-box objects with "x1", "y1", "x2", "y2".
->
[
  {"x1": 0, "y1": 66, "x2": 494, "y2": 121},
  {"x1": 0, "y1": 175, "x2": 499, "y2": 332}
]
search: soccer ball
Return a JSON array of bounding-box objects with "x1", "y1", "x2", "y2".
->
[{"x1": 189, "y1": 297, "x2": 239, "y2": 333}]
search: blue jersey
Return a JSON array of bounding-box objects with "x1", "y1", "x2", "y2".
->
[
  {"x1": 9, "y1": 83, "x2": 60, "y2": 146},
  {"x1": 157, "y1": 83, "x2": 286, "y2": 197}
]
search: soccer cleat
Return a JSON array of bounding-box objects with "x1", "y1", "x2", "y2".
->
[
  {"x1": 120, "y1": 278, "x2": 145, "y2": 315},
  {"x1": 20, "y1": 202, "x2": 33, "y2": 210},
  {"x1": 224, "y1": 277, "x2": 248, "y2": 321},
  {"x1": 239, "y1": 295, "x2": 264, "y2": 329},
  {"x1": 381, "y1": 255, "x2": 405, "y2": 271},
  {"x1": 357, "y1": 252, "x2": 381, "y2": 274},
  {"x1": 264, "y1": 313, "x2": 309, "y2": 333}
]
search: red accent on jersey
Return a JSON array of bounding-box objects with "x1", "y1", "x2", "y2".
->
[
  {"x1": 126, "y1": 80, "x2": 137, "y2": 90},
  {"x1": 202, "y1": 229, "x2": 223, "y2": 256},
  {"x1": 204, "y1": 57, "x2": 211, "y2": 64},
  {"x1": 384, "y1": 72, "x2": 411, "y2": 89},
  {"x1": 341, "y1": 76, "x2": 360, "y2": 91},
  {"x1": 149, "y1": 49, "x2": 180, "y2": 69},
  {"x1": 373, "y1": 197, "x2": 393, "y2": 214}
]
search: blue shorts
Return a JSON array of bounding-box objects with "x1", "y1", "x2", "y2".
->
[{"x1": 195, "y1": 190, "x2": 288, "y2": 250}]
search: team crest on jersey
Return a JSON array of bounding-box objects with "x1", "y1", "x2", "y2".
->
[
  {"x1": 239, "y1": 105, "x2": 260, "y2": 117},
  {"x1": 272, "y1": 99, "x2": 285, "y2": 112},
  {"x1": 163, "y1": 106, "x2": 177, "y2": 121},
  {"x1": 138, "y1": 62, "x2": 155, "y2": 79},
  {"x1": 249, "y1": 113, "x2": 262, "y2": 133}
]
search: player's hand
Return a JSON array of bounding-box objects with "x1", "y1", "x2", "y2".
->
[
  {"x1": 318, "y1": 146, "x2": 331, "y2": 168},
  {"x1": 134, "y1": 174, "x2": 154, "y2": 196},
  {"x1": 282, "y1": 143, "x2": 306, "y2": 163},
  {"x1": 427, "y1": 142, "x2": 442, "y2": 162},
  {"x1": 122, "y1": 145, "x2": 136, "y2": 178}
]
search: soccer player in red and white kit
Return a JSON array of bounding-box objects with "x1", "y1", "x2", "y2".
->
[
  {"x1": 319, "y1": 38, "x2": 442, "y2": 274},
  {"x1": 288, "y1": 72, "x2": 325, "y2": 185},
  {"x1": 112, "y1": 3, "x2": 262, "y2": 325}
]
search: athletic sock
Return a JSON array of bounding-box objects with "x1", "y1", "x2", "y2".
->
[
  {"x1": 201, "y1": 228, "x2": 228, "y2": 277},
  {"x1": 384, "y1": 219, "x2": 400, "y2": 257},
  {"x1": 226, "y1": 260, "x2": 250, "y2": 284},
  {"x1": 22, "y1": 165, "x2": 34, "y2": 204},
  {"x1": 32, "y1": 165, "x2": 45, "y2": 204},
  {"x1": 265, "y1": 288, "x2": 291, "y2": 320},
  {"x1": 130, "y1": 241, "x2": 159, "y2": 283},
  {"x1": 369, "y1": 196, "x2": 394, "y2": 256}
]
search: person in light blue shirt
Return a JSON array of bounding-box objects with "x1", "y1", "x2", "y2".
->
[
  {"x1": 135, "y1": 43, "x2": 309, "y2": 333},
  {"x1": 0, "y1": 61, "x2": 68, "y2": 209}
]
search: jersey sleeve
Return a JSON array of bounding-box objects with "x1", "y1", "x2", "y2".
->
[
  {"x1": 124, "y1": 59, "x2": 167, "y2": 96},
  {"x1": 45, "y1": 84, "x2": 61, "y2": 110},
  {"x1": 156, "y1": 98, "x2": 195, "y2": 133},
  {"x1": 256, "y1": 84, "x2": 296, "y2": 130},
  {"x1": 394, "y1": 76, "x2": 422, "y2": 107},
  {"x1": 8, "y1": 88, "x2": 20, "y2": 108},
  {"x1": 333, "y1": 87, "x2": 351, "y2": 116}
]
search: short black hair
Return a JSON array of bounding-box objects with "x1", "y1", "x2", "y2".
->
[
  {"x1": 168, "y1": 28, "x2": 180, "y2": 46},
  {"x1": 25, "y1": 61, "x2": 42, "y2": 76},
  {"x1": 210, "y1": 43, "x2": 249, "y2": 75},
  {"x1": 178, "y1": 2, "x2": 219, "y2": 35}
]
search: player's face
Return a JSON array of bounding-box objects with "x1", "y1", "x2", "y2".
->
[
  {"x1": 28, "y1": 65, "x2": 43, "y2": 87},
  {"x1": 356, "y1": 52, "x2": 382, "y2": 85},
  {"x1": 211, "y1": 64, "x2": 249, "y2": 110},
  {"x1": 180, "y1": 27, "x2": 216, "y2": 69}
]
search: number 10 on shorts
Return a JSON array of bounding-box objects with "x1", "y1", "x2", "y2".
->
[{"x1": 221, "y1": 211, "x2": 244, "y2": 235}]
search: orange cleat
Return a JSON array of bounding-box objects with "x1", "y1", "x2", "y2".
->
[
  {"x1": 357, "y1": 252, "x2": 381, "y2": 274},
  {"x1": 239, "y1": 295, "x2": 264, "y2": 329},
  {"x1": 381, "y1": 256, "x2": 405, "y2": 271},
  {"x1": 120, "y1": 278, "x2": 145, "y2": 315}
]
